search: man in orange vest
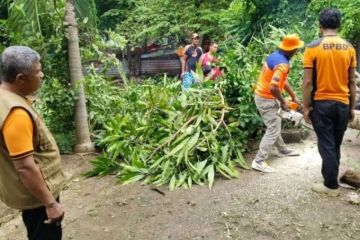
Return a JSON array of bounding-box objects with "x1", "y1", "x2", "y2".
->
[
  {"x1": 303, "y1": 8, "x2": 357, "y2": 196},
  {"x1": 252, "y1": 34, "x2": 303, "y2": 173}
]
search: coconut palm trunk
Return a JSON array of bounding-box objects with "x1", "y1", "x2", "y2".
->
[{"x1": 65, "y1": 0, "x2": 94, "y2": 153}]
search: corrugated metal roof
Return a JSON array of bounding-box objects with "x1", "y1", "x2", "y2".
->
[
  {"x1": 141, "y1": 49, "x2": 177, "y2": 59},
  {"x1": 83, "y1": 49, "x2": 182, "y2": 78}
]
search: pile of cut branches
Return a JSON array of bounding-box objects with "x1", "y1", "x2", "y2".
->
[{"x1": 86, "y1": 80, "x2": 248, "y2": 190}]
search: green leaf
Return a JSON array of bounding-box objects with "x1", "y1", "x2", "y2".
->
[
  {"x1": 196, "y1": 160, "x2": 207, "y2": 175},
  {"x1": 119, "y1": 173, "x2": 145, "y2": 185},
  {"x1": 176, "y1": 150, "x2": 184, "y2": 166},
  {"x1": 169, "y1": 175, "x2": 176, "y2": 191},
  {"x1": 131, "y1": 154, "x2": 146, "y2": 169},
  {"x1": 187, "y1": 176, "x2": 192, "y2": 189},
  {"x1": 217, "y1": 162, "x2": 239, "y2": 178},
  {"x1": 176, "y1": 172, "x2": 187, "y2": 188},
  {"x1": 221, "y1": 144, "x2": 229, "y2": 162},
  {"x1": 187, "y1": 131, "x2": 200, "y2": 149},
  {"x1": 120, "y1": 163, "x2": 148, "y2": 174},
  {"x1": 166, "y1": 137, "x2": 189, "y2": 158},
  {"x1": 196, "y1": 146, "x2": 208, "y2": 152},
  {"x1": 207, "y1": 165, "x2": 215, "y2": 189},
  {"x1": 235, "y1": 148, "x2": 249, "y2": 169},
  {"x1": 162, "y1": 160, "x2": 173, "y2": 179}
]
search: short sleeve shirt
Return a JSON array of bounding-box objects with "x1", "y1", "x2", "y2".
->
[
  {"x1": 255, "y1": 51, "x2": 290, "y2": 99},
  {"x1": 2, "y1": 108, "x2": 34, "y2": 159},
  {"x1": 303, "y1": 36, "x2": 357, "y2": 104}
]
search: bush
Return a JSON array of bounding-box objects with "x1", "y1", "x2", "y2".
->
[
  {"x1": 35, "y1": 77, "x2": 76, "y2": 153},
  {"x1": 84, "y1": 65, "x2": 124, "y2": 135}
]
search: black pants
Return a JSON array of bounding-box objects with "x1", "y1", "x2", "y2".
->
[
  {"x1": 311, "y1": 100, "x2": 349, "y2": 189},
  {"x1": 22, "y1": 198, "x2": 62, "y2": 240}
]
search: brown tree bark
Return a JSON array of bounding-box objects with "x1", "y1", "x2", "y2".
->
[{"x1": 65, "y1": 0, "x2": 94, "y2": 153}]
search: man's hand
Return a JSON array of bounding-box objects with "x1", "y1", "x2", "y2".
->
[
  {"x1": 270, "y1": 85, "x2": 289, "y2": 111},
  {"x1": 44, "y1": 201, "x2": 65, "y2": 224},
  {"x1": 349, "y1": 109, "x2": 355, "y2": 122},
  {"x1": 280, "y1": 100, "x2": 290, "y2": 111},
  {"x1": 291, "y1": 96, "x2": 302, "y2": 106},
  {"x1": 12, "y1": 155, "x2": 65, "y2": 225},
  {"x1": 303, "y1": 106, "x2": 313, "y2": 124}
]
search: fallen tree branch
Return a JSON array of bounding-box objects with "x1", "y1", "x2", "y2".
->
[
  {"x1": 214, "y1": 89, "x2": 226, "y2": 132},
  {"x1": 147, "y1": 115, "x2": 197, "y2": 160}
]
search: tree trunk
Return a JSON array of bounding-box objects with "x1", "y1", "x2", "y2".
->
[{"x1": 65, "y1": 0, "x2": 94, "y2": 153}]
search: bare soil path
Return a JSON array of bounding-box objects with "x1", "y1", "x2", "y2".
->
[{"x1": 1, "y1": 130, "x2": 359, "y2": 240}]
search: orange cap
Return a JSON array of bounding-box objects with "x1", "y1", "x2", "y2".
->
[{"x1": 278, "y1": 34, "x2": 304, "y2": 51}]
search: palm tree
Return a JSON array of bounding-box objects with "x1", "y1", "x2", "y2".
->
[
  {"x1": 64, "y1": 0, "x2": 95, "y2": 153},
  {"x1": 3, "y1": 0, "x2": 96, "y2": 153}
]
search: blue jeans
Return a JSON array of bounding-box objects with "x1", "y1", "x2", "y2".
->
[{"x1": 182, "y1": 72, "x2": 195, "y2": 89}]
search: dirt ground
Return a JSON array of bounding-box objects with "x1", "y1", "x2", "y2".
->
[{"x1": 0, "y1": 130, "x2": 360, "y2": 240}]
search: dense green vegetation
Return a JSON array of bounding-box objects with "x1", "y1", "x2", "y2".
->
[{"x1": 0, "y1": 0, "x2": 359, "y2": 188}]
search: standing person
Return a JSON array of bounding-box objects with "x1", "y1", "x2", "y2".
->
[
  {"x1": 252, "y1": 34, "x2": 303, "y2": 173},
  {"x1": 181, "y1": 33, "x2": 203, "y2": 88},
  {"x1": 199, "y1": 42, "x2": 223, "y2": 80},
  {"x1": 0, "y1": 46, "x2": 66, "y2": 239},
  {"x1": 302, "y1": 8, "x2": 357, "y2": 196}
]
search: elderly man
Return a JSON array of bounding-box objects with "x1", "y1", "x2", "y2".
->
[
  {"x1": 0, "y1": 46, "x2": 66, "y2": 239},
  {"x1": 252, "y1": 34, "x2": 303, "y2": 173},
  {"x1": 303, "y1": 8, "x2": 357, "y2": 196}
]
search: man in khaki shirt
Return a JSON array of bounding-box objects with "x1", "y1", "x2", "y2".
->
[{"x1": 0, "y1": 46, "x2": 66, "y2": 239}]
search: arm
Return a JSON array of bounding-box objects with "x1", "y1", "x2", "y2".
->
[
  {"x1": 348, "y1": 67, "x2": 356, "y2": 122},
  {"x1": 198, "y1": 54, "x2": 204, "y2": 66},
  {"x1": 181, "y1": 45, "x2": 190, "y2": 76},
  {"x1": 13, "y1": 155, "x2": 65, "y2": 224},
  {"x1": 270, "y1": 85, "x2": 289, "y2": 111},
  {"x1": 13, "y1": 156, "x2": 64, "y2": 223},
  {"x1": 270, "y1": 66, "x2": 289, "y2": 111},
  {"x1": 302, "y1": 68, "x2": 313, "y2": 123},
  {"x1": 181, "y1": 55, "x2": 187, "y2": 76},
  {"x1": 284, "y1": 81, "x2": 296, "y2": 100}
]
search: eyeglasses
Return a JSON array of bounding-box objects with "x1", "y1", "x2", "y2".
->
[{"x1": 192, "y1": 36, "x2": 200, "y2": 40}]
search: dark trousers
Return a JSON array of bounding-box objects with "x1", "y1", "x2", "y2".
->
[
  {"x1": 22, "y1": 198, "x2": 62, "y2": 240},
  {"x1": 311, "y1": 100, "x2": 349, "y2": 189}
]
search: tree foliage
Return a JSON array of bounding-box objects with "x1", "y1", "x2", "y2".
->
[
  {"x1": 309, "y1": 0, "x2": 360, "y2": 44},
  {"x1": 0, "y1": 0, "x2": 99, "y2": 152},
  {"x1": 95, "y1": 0, "x2": 135, "y2": 30},
  {"x1": 115, "y1": 0, "x2": 231, "y2": 46}
]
